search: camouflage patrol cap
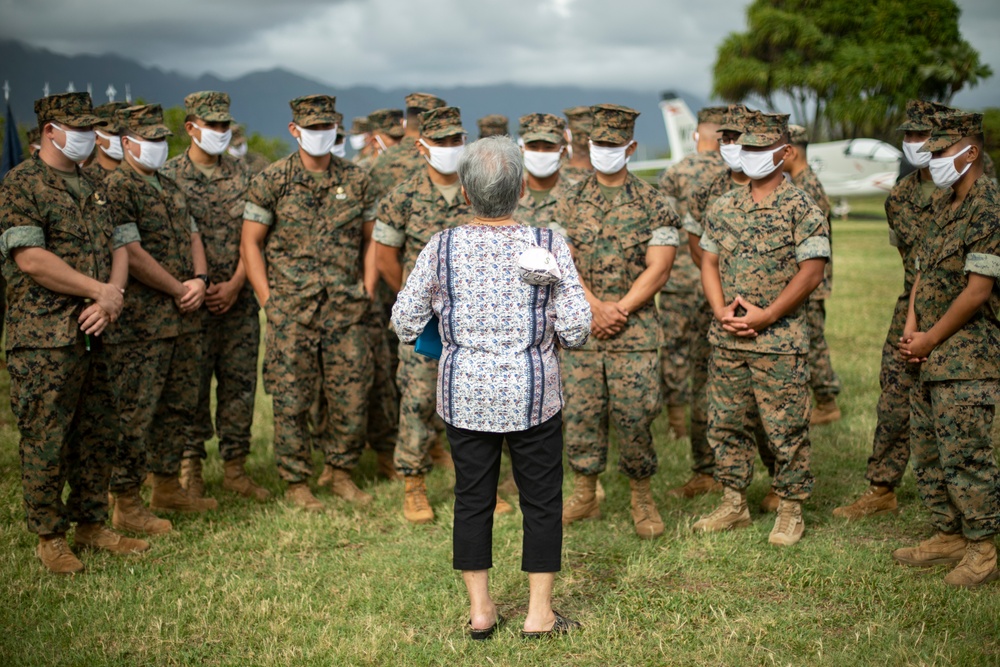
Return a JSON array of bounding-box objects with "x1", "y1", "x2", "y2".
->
[
  {"x1": 420, "y1": 106, "x2": 465, "y2": 140},
  {"x1": 921, "y1": 111, "x2": 983, "y2": 153},
  {"x1": 590, "y1": 104, "x2": 639, "y2": 144},
  {"x1": 405, "y1": 92, "x2": 446, "y2": 113},
  {"x1": 184, "y1": 91, "x2": 234, "y2": 122},
  {"x1": 897, "y1": 99, "x2": 953, "y2": 133},
  {"x1": 34, "y1": 92, "x2": 100, "y2": 128},
  {"x1": 788, "y1": 124, "x2": 810, "y2": 146},
  {"x1": 27, "y1": 127, "x2": 40, "y2": 145},
  {"x1": 563, "y1": 106, "x2": 593, "y2": 138},
  {"x1": 119, "y1": 104, "x2": 172, "y2": 139},
  {"x1": 518, "y1": 113, "x2": 565, "y2": 145},
  {"x1": 369, "y1": 108, "x2": 405, "y2": 139},
  {"x1": 94, "y1": 102, "x2": 129, "y2": 134},
  {"x1": 477, "y1": 114, "x2": 509, "y2": 138},
  {"x1": 350, "y1": 116, "x2": 371, "y2": 135},
  {"x1": 736, "y1": 110, "x2": 789, "y2": 147},
  {"x1": 231, "y1": 123, "x2": 246, "y2": 141},
  {"x1": 697, "y1": 106, "x2": 728, "y2": 125},
  {"x1": 718, "y1": 104, "x2": 750, "y2": 134},
  {"x1": 290, "y1": 94, "x2": 337, "y2": 127}
]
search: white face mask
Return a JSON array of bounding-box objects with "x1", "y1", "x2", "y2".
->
[
  {"x1": 589, "y1": 140, "x2": 633, "y2": 175},
  {"x1": 96, "y1": 130, "x2": 123, "y2": 161},
  {"x1": 127, "y1": 137, "x2": 169, "y2": 171},
  {"x1": 331, "y1": 142, "x2": 347, "y2": 158},
  {"x1": 51, "y1": 123, "x2": 96, "y2": 163},
  {"x1": 349, "y1": 134, "x2": 368, "y2": 151},
  {"x1": 192, "y1": 125, "x2": 232, "y2": 156},
  {"x1": 740, "y1": 144, "x2": 786, "y2": 180},
  {"x1": 523, "y1": 148, "x2": 562, "y2": 178},
  {"x1": 419, "y1": 139, "x2": 465, "y2": 175},
  {"x1": 228, "y1": 142, "x2": 248, "y2": 159},
  {"x1": 720, "y1": 143, "x2": 743, "y2": 172},
  {"x1": 929, "y1": 145, "x2": 972, "y2": 189},
  {"x1": 296, "y1": 125, "x2": 339, "y2": 157},
  {"x1": 902, "y1": 140, "x2": 931, "y2": 169}
]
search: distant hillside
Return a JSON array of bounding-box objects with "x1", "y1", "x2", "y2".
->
[{"x1": 1, "y1": 39, "x2": 706, "y2": 158}]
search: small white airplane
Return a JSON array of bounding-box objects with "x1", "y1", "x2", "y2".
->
[{"x1": 630, "y1": 92, "x2": 902, "y2": 199}]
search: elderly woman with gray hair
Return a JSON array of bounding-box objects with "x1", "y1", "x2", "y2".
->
[{"x1": 392, "y1": 136, "x2": 591, "y2": 639}]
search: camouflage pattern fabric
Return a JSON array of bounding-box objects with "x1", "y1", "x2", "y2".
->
[
  {"x1": 289, "y1": 94, "x2": 338, "y2": 127},
  {"x1": 701, "y1": 178, "x2": 829, "y2": 355},
  {"x1": 708, "y1": 348, "x2": 813, "y2": 499},
  {"x1": 393, "y1": 343, "x2": 445, "y2": 475},
  {"x1": 241, "y1": 152, "x2": 271, "y2": 176},
  {"x1": 560, "y1": 164, "x2": 592, "y2": 186},
  {"x1": 562, "y1": 350, "x2": 662, "y2": 480},
  {"x1": 82, "y1": 163, "x2": 116, "y2": 185},
  {"x1": 8, "y1": 343, "x2": 117, "y2": 535},
  {"x1": 264, "y1": 306, "x2": 373, "y2": 482},
  {"x1": 556, "y1": 171, "x2": 680, "y2": 352},
  {"x1": 910, "y1": 380, "x2": 1000, "y2": 540},
  {"x1": 33, "y1": 92, "x2": 100, "y2": 128},
  {"x1": 183, "y1": 91, "x2": 234, "y2": 122},
  {"x1": 104, "y1": 163, "x2": 202, "y2": 343},
  {"x1": 659, "y1": 292, "x2": 696, "y2": 407},
  {"x1": 516, "y1": 177, "x2": 572, "y2": 229},
  {"x1": 368, "y1": 136, "x2": 425, "y2": 203},
  {"x1": 805, "y1": 299, "x2": 841, "y2": 398},
  {"x1": 913, "y1": 175, "x2": 1000, "y2": 383},
  {"x1": 110, "y1": 334, "x2": 204, "y2": 491},
  {"x1": 589, "y1": 104, "x2": 639, "y2": 144},
  {"x1": 791, "y1": 166, "x2": 832, "y2": 299}
]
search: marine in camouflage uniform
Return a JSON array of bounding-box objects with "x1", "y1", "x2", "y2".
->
[
  {"x1": 694, "y1": 111, "x2": 829, "y2": 547},
  {"x1": 561, "y1": 106, "x2": 594, "y2": 185},
  {"x1": 107, "y1": 103, "x2": 217, "y2": 521},
  {"x1": 349, "y1": 116, "x2": 375, "y2": 169},
  {"x1": 833, "y1": 100, "x2": 951, "y2": 520},
  {"x1": 375, "y1": 107, "x2": 470, "y2": 523},
  {"x1": 228, "y1": 124, "x2": 271, "y2": 176},
  {"x1": 368, "y1": 93, "x2": 447, "y2": 204},
  {"x1": 785, "y1": 124, "x2": 842, "y2": 425},
  {"x1": 892, "y1": 111, "x2": 1000, "y2": 587},
  {"x1": 517, "y1": 113, "x2": 573, "y2": 230},
  {"x1": 84, "y1": 101, "x2": 129, "y2": 185},
  {"x1": 161, "y1": 91, "x2": 268, "y2": 502},
  {"x1": 365, "y1": 109, "x2": 405, "y2": 172},
  {"x1": 25, "y1": 127, "x2": 41, "y2": 157},
  {"x1": 557, "y1": 104, "x2": 680, "y2": 539},
  {"x1": 657, "y1": 106, "x2": 729, "y2": 470},
  {"x1": 477, "y1": 114, "x2": 509, "y2": 138},
  {"x1": 0, "y1": 92, "x2": 146, "y2": 572},
  {"x1": 242, "y1": 94, "x2": 376, "y2": 511}
]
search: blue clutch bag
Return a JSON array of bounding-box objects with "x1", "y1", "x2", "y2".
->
[{"x1": 415, "y1": 315, "x2": 442, "y2": 360}]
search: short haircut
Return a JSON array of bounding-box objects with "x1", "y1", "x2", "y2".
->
[{"x1": 457, "y1": 136, "x2": 524, "y2": 219}]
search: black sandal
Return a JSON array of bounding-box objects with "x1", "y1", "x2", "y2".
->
[
  {"x1": 469, "y1": 613, "x2": 504, "y2": 641},
  {"x1": 521, "y1": 611, "x2": 581, "y2": 638}
]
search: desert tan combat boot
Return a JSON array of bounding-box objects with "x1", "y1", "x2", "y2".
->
[
  {"x1": 693, "y1": 486, "x2": 751, "y2": 533},
  {"x1": 769, "y1": 499, "x2": 805, "y2": 546},
  {"x1": 404, "y1": 475, "x2": 434, "y2": 524},
  {"x1": 892, "y1": 532, "x2": 968, "y2": 567},
  {"x1": 562, "y1": 473, "x2": 600, "y2": 525},
  {"x1": 760, "y1": 488, "x2": 780, "y2": 513},
  {"x1": 179, "y1": 457, "x2": 205, "y2": 498},
  {"x1": 832, "y1": 484, "x2": 898, "y2": 520},
  {"x1": 667, "y1": 405, "x2": 688, "y2": 439},
  {"x1": 285, "y1": 483, "x2": 324, "y2": 513},
  {"x1": 75, "y1": 524, "x2": 150, "y2": 554},
  {"x1": 944, "y1": 539, "x2": 999, "y2": 588},
  {"x1": 429, "y1": 438, "x2": 454, "y2": 470},
  {"x1": 810, "y1": 396, "x2": 841, "y2": 425},
  {"x1": 150, "y1": 474, "x2": 219, "y2": 512},
  {"x1": 222, "y1": 457, "x2": 270, "y2": 501},
  {"x1": 595, "y1": 478, "x2": 606, "y2": 503},
  {"x1": 113, "y1": 487, "x2": 172, "y2": 535},
  {"x1": 376, "y1": 451, "x2": 400, "y2": 481},
  {"x1": 318, "y1": 465, "x2": 373, "y2": 505},
  {"x1": 495, "y1": 494, "x2": 514, "y2": 515},
  {"x1": 36, "y1": 535, "x2": 84, "y2": 574},
  {"x1": 629, "y1": 478, "x2": 664, "y2": 539},
  {"x1": 668, "y1": 472, "x2": 723, "y2": 499}
]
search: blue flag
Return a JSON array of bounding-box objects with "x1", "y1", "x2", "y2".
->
[{"x1": 1, "y1": 102, "x2": 24, "y2": 180}]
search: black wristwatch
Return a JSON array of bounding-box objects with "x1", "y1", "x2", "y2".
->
[{"x1": 196, "y1": 274, "x2": 211, "y2": 287}]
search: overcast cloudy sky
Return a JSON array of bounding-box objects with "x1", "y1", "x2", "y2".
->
[{"x1": 1, "y1": 0, "x2": 997, "y2": 106}]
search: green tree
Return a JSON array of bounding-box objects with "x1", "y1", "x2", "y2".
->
[
  {"x1": 982, "y1": 107, "x2": 1000, "y2": 171},
  {"x1": 713, "y1": 0, "x2": 992, "y2": 141}
]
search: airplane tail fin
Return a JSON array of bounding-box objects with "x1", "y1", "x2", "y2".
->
[{"x1": 659, "y1": 91, "x2": 698, "y2": 164}]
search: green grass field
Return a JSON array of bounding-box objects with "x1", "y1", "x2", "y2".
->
[{"x1": 1, "y1": 197, "x2": 998, "y2": 666}]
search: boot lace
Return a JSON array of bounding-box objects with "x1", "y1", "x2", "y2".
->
[{"x1": 775, "y1": 504, "x2": 800, "y2": 535}]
